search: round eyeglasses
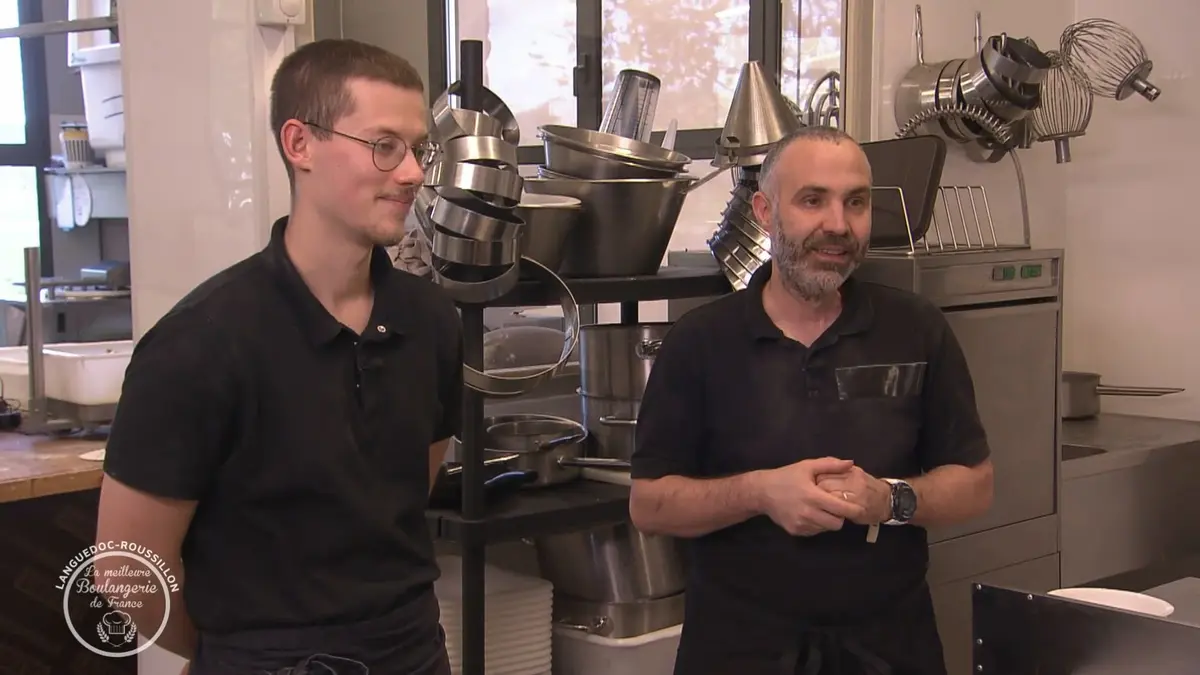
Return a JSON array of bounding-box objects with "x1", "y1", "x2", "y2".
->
[{"x1": 304, "y1": 121, "x2": 437, "y2": 172}]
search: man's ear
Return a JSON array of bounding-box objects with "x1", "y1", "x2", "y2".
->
[
  {"x1": 751, "y1": 189, "x2": 773, "y2": 232},
  {"x1": 280, "y1": 119, "x2": 314, "y2": 174}
]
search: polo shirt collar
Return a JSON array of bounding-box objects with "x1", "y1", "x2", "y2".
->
[
  {"x1": 261, "y1": 217, "x2": 406, "y2": 346},
  {"x1": 742, "y1": 261, "x2": 874, "y2": 341}
]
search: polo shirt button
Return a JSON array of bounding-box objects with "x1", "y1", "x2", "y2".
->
[{"x1": 376, "y1": 325, "x2": 386, "y2": 333}]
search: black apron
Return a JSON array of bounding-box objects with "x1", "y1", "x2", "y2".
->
[
  {"x1": 674, "y1": 583, "x2": 946, "y2": 675},
  {"x1": 190, "y1": 589, "x2": 449, "y2": 675}
]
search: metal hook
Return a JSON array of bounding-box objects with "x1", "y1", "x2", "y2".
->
[{"x1": 914, "y1": 5, "x2": 925, "y2": 64}]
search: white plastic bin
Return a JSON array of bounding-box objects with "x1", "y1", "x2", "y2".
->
[
  {"x1": 0, "y1": 347, "x2": 30, "y2": 410},
  {"x1": 41, "y1": 340, "x2": 133, "y2": 405},
  {"x1": 552, "y1": 624, "x2": 682, "y2": 675},
  {"x1": 75, "y1": 43, "x2": 125, "y2": 167}
]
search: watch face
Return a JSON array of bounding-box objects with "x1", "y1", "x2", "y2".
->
[{"x1": 893, "y1": 482, "x2": 917, "y2": 521}]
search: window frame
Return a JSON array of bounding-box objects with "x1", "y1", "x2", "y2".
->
[
  {"x1": 1, "y1": 0, "x2": 54, "y2": 275},
  {"x1": 426, "y1": 0, "x2": 787, "y2": 166}
]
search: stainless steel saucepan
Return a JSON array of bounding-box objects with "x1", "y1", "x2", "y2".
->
[
  {"x1": 1061, "y1": 370, "x2": 1184, "y2": 420},
  {"x1": 454, "y1": 413, "x2": 629, "y2": 487}
]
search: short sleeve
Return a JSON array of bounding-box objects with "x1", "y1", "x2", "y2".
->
[
  {"x1": 103, "y1": 310, "x2": 239, "y2": 500},
  {"x1": 917, "y1": 310, "x2": 991, "y2": 471},
  {"x1": 434, "y1": 302, "x2": 463, "y2": 442},
  {"x1": 631, "y1": 322, "x2": 706, "y2": 480}
]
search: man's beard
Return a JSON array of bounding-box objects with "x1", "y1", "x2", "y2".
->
[{"x1": 770, "y1": 211, "x2": 865, "y2": 301}]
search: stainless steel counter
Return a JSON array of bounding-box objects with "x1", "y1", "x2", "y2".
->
[
  {"x1": 1147, "y1": 577, "x2": 1200, "y2": 627},
  {"x1": 1060, "y1": 413, "x2": 1200, "y2": 587},
  {"x1": 1062, "y1": 413, "x2": 1200, "y2": 479}
]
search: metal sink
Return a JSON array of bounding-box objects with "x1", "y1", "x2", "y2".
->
[{"x1": 1062, "y1": 445, "x2": 1106, "y2": 461}]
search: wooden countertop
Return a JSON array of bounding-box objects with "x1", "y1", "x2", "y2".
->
[{"x1": 0, "y1": 431, "x2": 106, "y2": 504}]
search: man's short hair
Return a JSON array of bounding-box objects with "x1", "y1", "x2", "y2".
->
[
  {"x1": 758, "y1": 126, "x2": 861, "y2": 197},
  {"x1": 269, "y1": 39, "x2": 425, "y2": 181}
]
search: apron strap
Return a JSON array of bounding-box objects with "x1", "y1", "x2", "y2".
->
[{"x1": 779, "y1": 627, "x2": 893, "y2": 675}]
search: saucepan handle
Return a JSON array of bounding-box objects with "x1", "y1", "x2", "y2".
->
[
  {"x1": 443, "y1": 452, "x2": 520, "y2": 476},
  {"x1": 685, "y1": 166, "x2": 730, "y2": 193},
  {"x1": 558, "y1": 457, "x2": 631, "y2": 469},
  {"x1": 538, "y1": 432, "x2": 587, "y2": 451},
  {"x1": 1094, "y1": 385, "x2": 1185, "y2": 397},
  {"x1": 636, "y1": 339, "x2": 662, "y2": 359},
  {"x1": 555, "y1": 616, "x2": 612, "y2": 637}
]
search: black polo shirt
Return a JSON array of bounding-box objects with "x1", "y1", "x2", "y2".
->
[
  {"x1": 103, "y1": 217, "x2": 463, "y2": 634},
  {"x1": 632, "y1": 262, "x2": 988, "y2": 666}
]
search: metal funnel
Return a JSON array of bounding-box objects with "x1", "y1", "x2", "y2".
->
[{"x1": 715, "y1": 61, "x2": 802, "y2": 167}]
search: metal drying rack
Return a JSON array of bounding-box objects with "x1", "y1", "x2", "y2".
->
[{"x1": 868, "y1": 184, "x2": 1029, "y2": 256}]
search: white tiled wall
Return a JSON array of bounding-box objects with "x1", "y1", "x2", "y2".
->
[
  {"x1": 120, "y1": 0, "x2": 295, "y2": 338},
  {"x1": 1061, "y1": 0, "x2": 1197, "y2": 420}
]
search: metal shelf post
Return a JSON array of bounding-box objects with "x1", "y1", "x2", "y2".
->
[{"x1": 454, "y1": 38, "x2": 488, "y2": 675}]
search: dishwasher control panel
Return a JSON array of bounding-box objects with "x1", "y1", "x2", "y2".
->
[{"x1": 990, "y1": 261, "x2": 1046, "y2": 282}]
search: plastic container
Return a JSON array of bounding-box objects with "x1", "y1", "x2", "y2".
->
[
  {"x1": 0, "y1": 347, "x2": 30, "y2": 410},
  {"x1": 551, "y1": 623, "x2": 682, "y2": 675},
  {"x1": 75, "y1": 43, "x2": 125, "y2": 167},
  {"x1": 40, "y1": 340, "x2": 133, "y2": 405}
]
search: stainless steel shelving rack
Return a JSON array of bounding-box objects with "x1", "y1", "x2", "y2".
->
[
  {"x1": 425, "y1": 263, "x2": 730, "y2": 674},
  {"x1": 426, "y1": 54, "x2": 730, "y2": 666}
]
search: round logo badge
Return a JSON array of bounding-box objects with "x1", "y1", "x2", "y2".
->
[{"x1": 57, "y1": 541, "x2": 179, "y2": 657}]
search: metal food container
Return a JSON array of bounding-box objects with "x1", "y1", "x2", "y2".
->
[
  {"x1": 534, "y1": 523, "x2": 687, "y2": 602},
  {"x1": 1060, "y1": 370, "x2": 1183, "y2": 419}
]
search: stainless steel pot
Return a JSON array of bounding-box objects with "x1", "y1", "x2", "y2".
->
[
  {"x1": 581, "y1": 394, "x2": 639, "y2": 460},
  {"x1": 458, "y1": 413, "x2": 629, "y2": 487},
  {"x1": 579, "y1": 323, "x2": 673, "y2": 400},
  {"x1": 522, "y1": 177, "x2": 693, "y2": 277},
  {"x1": 543, "y1": 137, "x2": 680, "y2": 180},
  {"x1": 1061, "y1": 370, "x2": 1184, "y2": 420},
  {"x1": 534, "y1": 523, "x2": 687, "y2": 602},
  {"x1": 538, "y1": 124, "x2": 690, "y2": 171},
  {"x1": 514, "y1": 193, "x2": 582, "y2": 274}
]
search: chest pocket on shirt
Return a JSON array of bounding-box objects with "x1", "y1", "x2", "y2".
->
[{"x1": 829, "y1": 362, "x2": 927, "y2": 476}]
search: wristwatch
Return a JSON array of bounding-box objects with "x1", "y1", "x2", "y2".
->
[{"x1": 883, "y1": 478, "x2": 917, "y2": 525}]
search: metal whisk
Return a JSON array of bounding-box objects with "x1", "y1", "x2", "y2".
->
[
  {"x1": 1060, "y1": 18, "x2": 1161, "y2": 102},
  {"x1": 1030, "y1": 51, "x2": 1093, "y2": 164}
]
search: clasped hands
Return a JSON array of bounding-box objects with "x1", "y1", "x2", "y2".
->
[{"x1": 756, "y1": 457, "x2": 892, "y2": 537}]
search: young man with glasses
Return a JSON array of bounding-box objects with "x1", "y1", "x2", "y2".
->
[{"x1": 95, "y1": 40, "x2": 462, "y2": 675}]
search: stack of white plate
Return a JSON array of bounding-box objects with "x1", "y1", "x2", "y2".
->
[{"x1": 435, "y1": 555, "x2": 553, "y2": 675}]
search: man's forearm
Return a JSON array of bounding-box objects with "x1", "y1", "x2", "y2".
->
[
  {"x1": 96, "y1": 562, "x2": 197, "y2": 659},
  {"x1": 630, "y1": 472, "x2": 763, "y2": 538},
  {"x1": 907, "y1": 461, "x2": 994, "y2": 527},
  {"x1": 157, "y1": 596, "x2": 198, "y2": 660}
]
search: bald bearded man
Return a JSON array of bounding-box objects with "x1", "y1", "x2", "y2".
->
[{"x1": 629, "y1": 127, "x2": 995, "y2": 675}]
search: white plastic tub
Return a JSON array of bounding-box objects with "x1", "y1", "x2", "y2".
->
[
  {"x1": 552, "y1": 623, "x2": 682, "y2": 675},
  {"x1": 0, "y1": 347, "x2": 30, "y2": 410},
  {"x1": 75, "y1": 43, "x2": 125, "y2": 167},
  {"x1": 41, "y1": 340, "x2": 133, "y2": 405}
]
